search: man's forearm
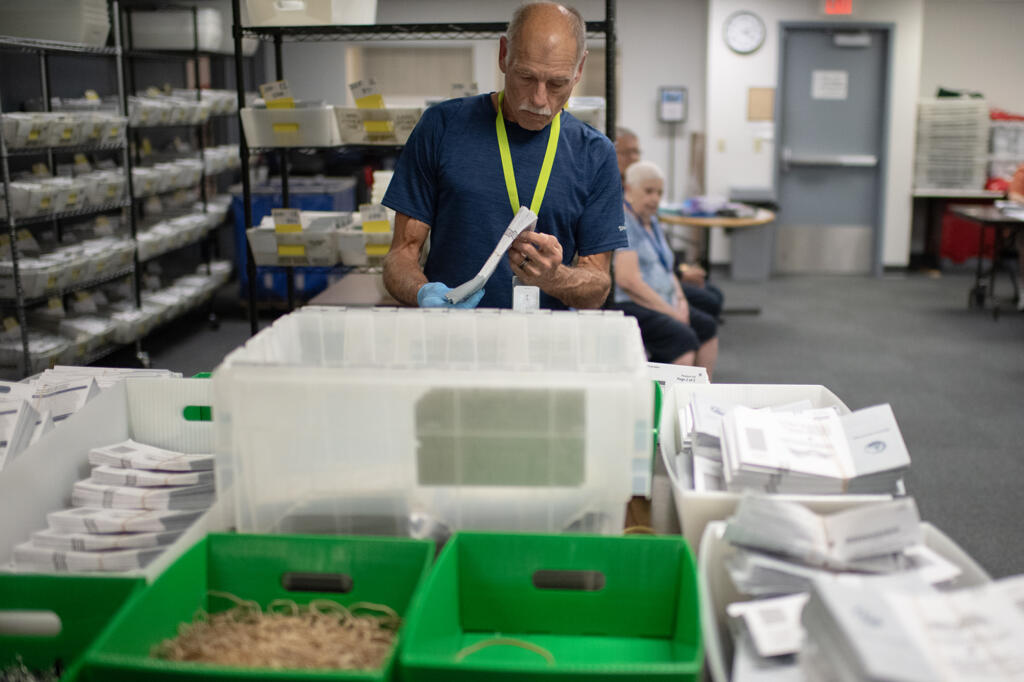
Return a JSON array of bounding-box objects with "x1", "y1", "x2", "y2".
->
[
  {"x1": 382, "y1": 249, "x2": 428, "y2": 306},
  {"x1": 542, "y1": 264, "x2": 611, "y2": 309}
]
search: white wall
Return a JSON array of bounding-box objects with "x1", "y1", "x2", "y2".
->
[
  {"x1": 705, "y1": 0, "x2": 924, "y2": 267},
  {"x1": 919, "y1": 1, "x2": 1024, "y2": 113}
]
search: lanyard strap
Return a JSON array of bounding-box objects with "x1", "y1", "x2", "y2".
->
[
  {"x1": 495, "y1": 90, "x2": 561, "y2": 216},
  {"x1": 626, "y1": 201, "x2": 673, "y2": 272}
]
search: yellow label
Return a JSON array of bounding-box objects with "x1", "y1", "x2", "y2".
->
[
  {"x1": 95, "y1": 260, "x2": 105, "y2": 271},
  {"x1": 96, "y1": 216, "x2": 110, "y2": 227},
  {"x1": 145, "y1": 86, "x2": 161, "y2": 97},
  {"x1": 47, "y1": 275, "x2": 57, "y2": 287},
  {"x1": 108, "y1": 125, "x2": 120, "y2": 137},
  {"x1": 66, "y1": 192, "x2": 78, "y2": 205},
  {"x1": 84, "y1": 89, "x2": 100, "y2": 101},
  {"x1": 271, "y1": 123, "x2": 300, "y2": 134},
  {"x1": 17, "y1": 230, "x2": 32, "y2": 241},
  {"x1": 47, "y1": 297, "x2": 62, "y2": 311},
  {"x1": 355, "y1": 93, "x2": 386, "y2": 109},
  {"x1": 274, "y1": 223, "x2": 302, "y2": 234},
  {"x1": 277, "y1": 244, "x2": 305, "y2": 257},
  {"x1": 266, "y1": 97, "x2": 295, "y2": 110},
  {"x1": 0, "y1": 235, "x2": 9, "y2": 246},
  {"x1": 362, "y1": 219, "x2": 390, "y2": 233},
  {"x1": 3, "y1": 317, "x2": 18, "y2": 332},
  {"x1": 362, "y1": 120, "x2": 394, "y2": 134},
  {"x1": 40, "y1": 197, "x2": 51, "y2": 209},
  {"x1": 74, "y1": 154, "x2": 88, "y2": 165},
  {"x1": 365, "y1": 244, "x2": 390, "y2": 256},
  {"x1": 75, "y1": 291, "x2": 91, "y2": 301},
  {"x1": 107, "y1": 185, "x2": 117, "y2": 197},
  {"x1": 28, "y1": 129, "x2": 40, "y2": 141},
  {"x1": 141, "y1": 138, "x2": 153, "y2": 155},
  {"x1": 61, "y1": 127, "x2": 72, "y2": 140},
  {"x1": 32, "y1": 163, "x2": 49, "y2": 176}
]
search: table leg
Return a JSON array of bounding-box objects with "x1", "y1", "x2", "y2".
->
[{"x1": 970, "y1": 221, "x2": 987, "y2": 308}]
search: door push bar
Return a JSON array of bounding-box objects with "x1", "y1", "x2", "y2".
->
[{"x1": 781, "y1": 148, "x2": 878, "y2": 171}]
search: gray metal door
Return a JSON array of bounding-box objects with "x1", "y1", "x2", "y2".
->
[{"x1": 774, "y1": 25, "x2": 891, "y2": 275}]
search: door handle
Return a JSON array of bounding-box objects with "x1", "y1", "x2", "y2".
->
[{"x1": 781, "y1": 149, "x2": 878, "y2": 168}]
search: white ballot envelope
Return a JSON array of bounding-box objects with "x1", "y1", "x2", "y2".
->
[{"x1": 446, "y1": 206, "x2": 538, "y2": 304}]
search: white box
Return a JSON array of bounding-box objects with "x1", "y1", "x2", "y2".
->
[
  {"x1": 245, "y1": 0, "x2": 376, "y2": 26},
  {"x1": 0, "y1": 378, "x2": 227, "y2": 579},
  {"x1": 697, "y1": 520, "x2": 992, "y2": 682},
  {"x1": 336, "y1": 229, "x2": 370, "y2": 266},
  {"x1": 334, "y1": 106, "x2": 422, "y2": 145},
  {"x1": 128, "y1": 8, "x2": 224, "y2": 52},
  {"x1": 659, "y1": 382, "x2": 897, "y2": 551},
  {"x1": 240, "y1": 107, "x2": 341, "y2": 148},
  {"x1": 213, "y1": 307, "x2": 651, "y2": 536}
]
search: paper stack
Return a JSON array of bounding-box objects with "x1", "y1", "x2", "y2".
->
[
  {"x1": 12, "y1": 439, "x2": 213, "y2": 573},
  {"x1": 801, "y1": 574, "x2": 1024, "y2": 681},
  {"x1": 720, "y1": 404, "x2": 909, "y2": 495}
]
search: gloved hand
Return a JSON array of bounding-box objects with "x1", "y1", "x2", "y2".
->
[{"x1": 416, "y1": 282, "x2": 485, "y2": 308}]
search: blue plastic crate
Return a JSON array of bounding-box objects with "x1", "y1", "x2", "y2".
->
[{"x1": 231, "y1": 176, "x2": 357, "y2": 300}]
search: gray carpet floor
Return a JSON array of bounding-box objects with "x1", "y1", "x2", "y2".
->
[{"x1": 124, "y1": 269, "x2": 1024, "y2": 578}]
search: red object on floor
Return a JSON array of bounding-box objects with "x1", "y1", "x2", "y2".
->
[{"x1": 940, "y1": 209, "x2": 996, "y2": 263}]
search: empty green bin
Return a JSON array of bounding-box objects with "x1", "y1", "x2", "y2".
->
[{"x1": 400, "y1": 532, "x2": 702, "y2": 681}]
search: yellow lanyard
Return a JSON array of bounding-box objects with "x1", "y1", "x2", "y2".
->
[{"x1": 495, "y1": 90, "x2": 560, "y2": 216}]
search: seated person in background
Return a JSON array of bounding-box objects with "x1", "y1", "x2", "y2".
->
[
  {"x1": 677, "y1": 261, "x2": 724, "y2": 321},
  {"x1": 1010, "y1": 163, "x2": 1024, "y2": 311},
  {"x1": 615, "y1": 125, "x2": 724, "y2": 319},
  {"x1": 612, "y1": 161, "x2": 718, "y2": 376}
]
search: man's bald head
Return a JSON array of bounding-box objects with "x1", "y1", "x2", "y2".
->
[{"x1": 504, "y1": 2, "x2": 586, "y2": 70}]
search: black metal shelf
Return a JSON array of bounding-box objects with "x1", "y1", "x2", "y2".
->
[
  {"x1": 124, "y1": 48, "x2": 236, "y2": 60},
  {"x1": 2, "y1": 201, "x2": 131, "y2": 229},
  {"x1": 0, "y1": 35, "x2": 119, "y2": 56},
  {"x1": 16, "y1": 266, "x2": 135, "y2": 306},
  {"x1": 240, "y1": 21, "x2": 610, "y2": 43},
  {"x1": 1, "y1": 141, "x2": 127, "y2": 158}
]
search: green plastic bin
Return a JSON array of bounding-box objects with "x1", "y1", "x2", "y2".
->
[
  {"x1": 71, "y1": 533, "x2": 434, "y2": 681},
  {"x1": 0, "y1": 574, "x2": 143, "y2": 678},
  {"x1": 400, "y1": 532, "x2": 702, "y2": 681}
]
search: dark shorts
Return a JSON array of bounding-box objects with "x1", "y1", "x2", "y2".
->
[
  {"x1": 683, "y1": 282, "x2": 724, "y2": 319},
  {"x1": 612, "y1": 301, "x2": 717, "y2": 363}
]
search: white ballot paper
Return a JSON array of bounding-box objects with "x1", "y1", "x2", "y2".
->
[
  {"x1": 46, "y1": 507, "x2": 204, "y2": 534},
  {"x1": 91, "y1": 465, "x2": 213, "y2": 488},
  {"x1": 72, "y1": 478, "x2": 215, "y2": 510},
  {"x1": 727, "y1": 593, "x2": 810, "y2": 658},
  {"x1": 31, "y1": 527, "x2": 183, "y2": 551},
  {"x1": 13, "y1": 542, "x2": 164, "y2": 573},
  {"x1": 88, "y1": 439, "x2": 214, "y2": 471},
  {"x1": 31, "y1": 378, "x2": 100, "y2": 421},
  {"x1": 446, "y1": 206, "x2": 538, "y2": 304},
  {"x1": 723, "y1": 493, "x2": 922, "y2": 568}
]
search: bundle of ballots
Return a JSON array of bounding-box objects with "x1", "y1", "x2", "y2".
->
[{"x1": 13, "y1": 439, "x2": 212, "y2": 573}]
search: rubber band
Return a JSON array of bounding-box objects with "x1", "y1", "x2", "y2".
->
[{"x1": 454, "y1": 637, "x2": 556, "y2": 665}]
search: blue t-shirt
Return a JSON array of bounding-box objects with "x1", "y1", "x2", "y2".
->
[
  {"x1": 614, "y1": 207, "x2": 677, "y2": 305},
  {"x1": 382, "y1": 93, "x2": 627, "y2": 309}
]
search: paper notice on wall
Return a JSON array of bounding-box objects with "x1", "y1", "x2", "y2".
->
[{"x1": 811, "y1": 70, "x2": 848, "y2": 100}]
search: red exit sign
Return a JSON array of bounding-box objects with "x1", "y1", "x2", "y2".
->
[{"x1": 825, "y1": 0, "x2": 852, "y2": 14}]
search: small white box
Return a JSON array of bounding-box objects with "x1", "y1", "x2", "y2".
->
[
  {"x1": 240, "y1": 107, "x2": 341, "y2": 148},
  {"x1": 659, "y1": 382, "x2": 897, "y2": 551},
  {"x1": 244, "y1": 0, "x2": 376, "y2": 26},
  {"x1": 336, "y1": 229, "x2": 370, "y2": 266},
  {"x1": 697, "y1": 520, "x2": 992, "y2": 682}
]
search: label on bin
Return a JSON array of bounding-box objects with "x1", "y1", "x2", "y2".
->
[
  {"x1": 272, "y1": 208, "x2": 302, "y2": 233},
  {"x1": 365, "y1": 243, "x2": 389, "y2": 257},
  {"x1": 351, "y1": 79, "x2": 385, "y2": 109},
  {"x1": 277, "y1": 244, "x2": 306, "y2": 257},
  {"x1": 259, "y1": 80, "x2": 295, "y2": 109},
  {"x1": 360, "y1": 204, "x2": 390, "y2": 233}
]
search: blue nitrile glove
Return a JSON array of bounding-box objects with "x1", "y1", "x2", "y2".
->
[{"x1": 417, "y1": 282, "x2": 485, "y2": 308}]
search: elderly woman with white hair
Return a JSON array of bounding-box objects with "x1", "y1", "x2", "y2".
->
[{"x1": 612, "y1": 161, "x2": 718, "y2": 375}]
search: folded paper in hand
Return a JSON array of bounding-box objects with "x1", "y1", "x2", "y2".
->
[{"x1": 445, "y1": 206, "x2": 538, "y2": 304}]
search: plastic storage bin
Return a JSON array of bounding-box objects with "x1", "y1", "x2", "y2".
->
[
  {"x1": 658, "y1": 382, "x2": 897, "y2": 552},
  {"x1": 697, "y1": 520, "x2": 992, "y2": 682},
  {"x1": 240, "y1": 107, "x2": 342, "y2": 148},
  {"x1": 245, "y1": 0, "x2": 377, "y2": 26},
  {"x1": 400, "y1": 531, "x2": 702, "y2": 681},
  {"x1": 334, "y1": 106, "x2": 423, "y2": 145},
  {"x1": 71, "y1": 532, "x2": 433, "y2": 682},
  {"x1": 230, "y1": 176, "x2": 357, "y2": 300},
  {"x1": 0, "y1": 574, "x2": 143, "y2": 677},
  {"x1": 212, "y1": 307, "x2": 651, "y2": 536}
]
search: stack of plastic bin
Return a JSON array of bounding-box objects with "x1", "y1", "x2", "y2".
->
[{"x1": 212, "y1": 306, "x2": 652, "y2": 537}]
